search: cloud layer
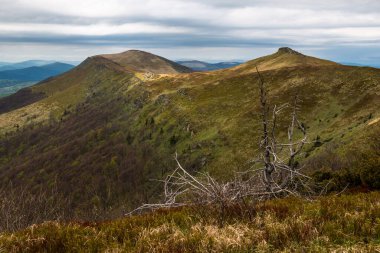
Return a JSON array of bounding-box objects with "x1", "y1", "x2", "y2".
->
[{"x1": 0, "y1": 0, "x2": 379, "y2": 64}]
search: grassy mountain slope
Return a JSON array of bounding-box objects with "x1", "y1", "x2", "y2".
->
[
  {"x1": 232, "y1": 47, "x2": 337, "y2": 74},
  {"x1": 0, "y1": 56, "x2": 136, "y2": 132},
  {"x1": 101, "y1": 50, "x2": 193, "y2": 74},
  {"x1": 0, "y1": 48, "x2": 379, "y2": 214}
]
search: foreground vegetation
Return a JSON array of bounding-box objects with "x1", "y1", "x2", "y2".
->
[{"x1": 1, "y1": 192, "x2": 380, "y2": 252}]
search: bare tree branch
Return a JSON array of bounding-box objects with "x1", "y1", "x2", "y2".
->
[{"x1": 128, "y1": 67, "x2": 318, "y2": 217}]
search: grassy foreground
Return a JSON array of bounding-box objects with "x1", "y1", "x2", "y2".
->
[{"x1": 1, "y1": 192, "x2": 380, "y2": 252}]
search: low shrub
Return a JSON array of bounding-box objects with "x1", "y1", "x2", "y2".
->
[{"x1": 1, "y1": 192, "x2": 380, "y2": 252}]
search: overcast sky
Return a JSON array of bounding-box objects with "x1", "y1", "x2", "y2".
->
[{"x1": 0, "y1": 0, "x2": 379, "y2": 65}]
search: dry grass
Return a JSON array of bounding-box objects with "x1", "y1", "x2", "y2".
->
[
  {"x1": 1, "y1": 192, "x2": 380, "y2": 252},
  {"x1": 368, "y1": 117, "x2": 380, "y2": 126},
  {"x1": 0, "y1": 101, "x2": 57, "y2": 134}
]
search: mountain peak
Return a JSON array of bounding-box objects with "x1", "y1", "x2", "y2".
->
[
  {"x1": 233, "y1": 47, "x2": 337, "y2": 73},
  {"x1": 100, "y1": 50, "x2": 192, "y2": 74},
  {"x1": 277, "y1": 47, "x2": 303, "y2": 55}
]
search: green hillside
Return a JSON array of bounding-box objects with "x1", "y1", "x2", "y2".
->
[{"x1": 0, "y1": 48, "x2": 379, "y2": 217}]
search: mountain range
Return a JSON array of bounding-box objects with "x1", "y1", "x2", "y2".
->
[
  {"x1": 0, "y1": 47, "x2": 379, "y2": 215},
  {"x1": 339, "y1": 62, "x2": 380, "y2": 68},
  {"x1": 0, "y1": 60, "x2": 58, "y2": 71},
  {"x1": 0, "y1": 62, "x2": 74, "y2": 82},
  {"x1": 0, "y1": 62, "x2": 11, "y2": 67},
  {"x1": 0, "y1": 61, "x2": 74, "y2": 97}
]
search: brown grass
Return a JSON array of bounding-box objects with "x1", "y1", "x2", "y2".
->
[{"x1": 1, "y1": 192, "x2": 380, "y2": 252}]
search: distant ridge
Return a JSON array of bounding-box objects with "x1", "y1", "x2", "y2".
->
[
  {"x1": 0, "y1": 62, "x2": 11, "y2": 67},
  {"x1": 0, "y1": 62, "x2": 74, "y2": 82},
  {"x1": 101, "y1": 50, "x2": 193, "y2": 74},
  {"x1": 176, "y1": 60, "x2": 242, "y2": 71},
  {"x1": 340, "y1": 62, "x2": 380, "y2": 68},
  {"x1": 0, "y1": 60, "x2": 56, "y2": 71}
]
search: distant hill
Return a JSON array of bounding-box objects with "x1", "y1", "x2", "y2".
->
[
  {"x1": 0, "y1": 62, "x2": 11, "y2": 67},
  {"x1": 340, "y1": 62, "x2": 380, "y2": 68},
  {"x1": 0, "y1": 62, "x2": 74, "y2": 82},
  {"x1": 101, "y1": 50, "x2": 193, "y2": 74},
  {"x1": 0, "y1": 62, "x2": 74, "y2": 97},
  {"x1": 176, "y1": 60, "x2": 242, "y2": 71},
  {"x1": 0, "y1": 60, "x2": 56, "y2": 71}
]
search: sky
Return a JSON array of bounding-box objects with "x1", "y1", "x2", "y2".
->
[{"x1": 0, "y1": 0, "x2": 380, "y2": 65}]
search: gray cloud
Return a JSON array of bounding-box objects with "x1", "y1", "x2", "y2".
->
[{"x1": 0, "y1": 0, "x2": 379, "y2": 65}]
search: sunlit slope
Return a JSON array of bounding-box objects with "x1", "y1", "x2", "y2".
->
[
  {"x1": 0, "y1": 48, "x2": 379, "y2": 211},
  {"x1": 230, "y1": 47, "x2": 337, "y2": 74},
  {"x1": 0, "y1": 51, "x2": 192, "y2": 132},
  {"x1": 30, "y1": 56, "x2": 135, "y2": 107},
  {"x1": 140, "y1": 61, "x2": 379, "y2": 176},
  {"x1": 0, "y1": 56, "x2": 136, "y2": 132},
  {"x1": 101, "y1": 50, "x2": 193, "y2": 74}
]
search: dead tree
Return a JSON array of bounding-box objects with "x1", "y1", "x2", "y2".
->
[
  {"x1": 0, "y1": 183, "x2": 70, "y2": 232},
  {"x1": 256, "y1": 67, "x2": 311, "y2": 198},
  {"x1": 128, "y1": 67, "x2": 314, "y2": 215}
]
